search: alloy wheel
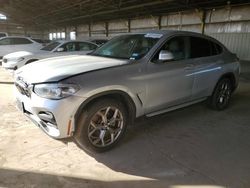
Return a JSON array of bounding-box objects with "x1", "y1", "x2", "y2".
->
[{"x1": 87, "y1": 106, "x2": 124, "y2": 147}]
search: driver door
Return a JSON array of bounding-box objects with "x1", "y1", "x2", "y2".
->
[{"x1": 145, "y1": 36, "x2": 195, "y2": 114}]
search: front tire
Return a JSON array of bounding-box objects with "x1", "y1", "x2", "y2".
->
[
  {"x1": 208, "y1": 78, "x2": 233, "y2": 110},
  {"x1": 74, "y1": 98, "x2": 128, "y2": 153}
]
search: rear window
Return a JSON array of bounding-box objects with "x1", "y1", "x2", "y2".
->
[
  {"x1": 0, "y1": 33, "x2": 7, "y2": 38},
  {"x1": 190, "y1": 36, "x2": 223, "y2": 58},
  {"x1": 12, "y1": 38, "x2": 33, "y2": 44},
  {"x1": 0, "y1": 38, "x2": 11, "y2": 45},
  {"x1": 32, "y1": 38, "x2": 44, "y2": 43},
  {"x1": 91, "y1": 39, "x2": 108, "y2": 45},
  {"x1": 78, "y1": 42, "x2": 97, "y2": 51}
]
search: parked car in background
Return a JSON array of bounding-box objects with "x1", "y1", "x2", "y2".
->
[
  {"x1": 0, "y1": 32, "x2": 8, "y2": 38},
  {"x1": 89, "y1": 39, "x2": 108, "y2": 46},
  {"x1": 2, "y1": 40, "x2": 98, "y2": 70},
  {"x1": 0, "y1": 36, "x2": 43, "y2": 62},
  {"x1": 14, "y1": 30, "x2": 240, "y2": 153},
  {"x1": 32, "y1": 38, "x2": 51, "y2": 46}
]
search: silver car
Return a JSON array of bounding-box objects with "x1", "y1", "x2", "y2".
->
[
  {"x1": 14, "y1": 30, "x2": 240, "y2": 152},
  {"x1": 2, "y1": 40, "x2": 98, "y2": 70}
]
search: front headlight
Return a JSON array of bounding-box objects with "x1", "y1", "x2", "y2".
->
[{"x1": 34, "y1": 83, "x2": 80, "y2": 99}]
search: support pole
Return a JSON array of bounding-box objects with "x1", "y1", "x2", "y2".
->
[
  {"x1": 200, "y1": 10, "x2": 206, "y2": 34},
  {"x1": 158, "y1": 16, "x2": 162, "y2": 30},
  {"x1": 128, "y1": 19, "x2": 131, "y2": 33},
  {"x1": 88, "y1": 23, "x2": 91, "y2": 37},
  {"x1": 105, "y1": 22, "x2": 109, "y2": 37}
]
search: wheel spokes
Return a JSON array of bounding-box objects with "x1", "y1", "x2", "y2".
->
[
  {"x1": 218, "y1": 81, "x2": 231, "y2": 105},
  {"x1": 88, "y1": 106, "x2": 124, "y2": 147}
]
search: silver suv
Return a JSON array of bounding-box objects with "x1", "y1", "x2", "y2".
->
[{"x1": 14, "y1": 31, "x2": 240, "y2": 152}]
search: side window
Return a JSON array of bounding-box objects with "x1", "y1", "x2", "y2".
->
[
  {"x1": 189, "y1": 37, "x2": 223, "y2": 58},
  {"x1": 152, "y1": 36, "x2": 187, "y2": 62},
  {"x1": 0, "y1": 38, "x2": 11, "y2": 45},
  {"x1": 190, "y1": 37, "x2": 223, "y2": 58},
  {"x1": 190, "y1": 37, "x2": 211, "y2": 58},
  {"x1": 0, "y1": 33, "x2": 7, "y2": 38},
  {"x1": 210, "y1": 41, "x2": 223, "y2": 56},
  {"x1": 61, "y1": 42, "x2": 77, "y2": 52},
  {"x1": 78, "y1": 42, "x2": 97, "y2": 51},
  {"x1": 12, "y1": 38, "x2": 33, "y2": 44}
]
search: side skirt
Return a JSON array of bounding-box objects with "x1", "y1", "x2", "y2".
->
[{"x1": 146, "y1": 97, "x2": 207, "y2": 117}]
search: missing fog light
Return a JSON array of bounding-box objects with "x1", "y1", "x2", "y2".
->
[{"x1": 38, "y1": 111, "x2": 56, "y2": 125}]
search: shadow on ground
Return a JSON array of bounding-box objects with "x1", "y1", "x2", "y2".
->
[
  {"x1": 83, "y1": 77, "x2": 250, "y2": 187},
  {"x1": 0, "y1": 168, "x2": 228, "y2": 188}
]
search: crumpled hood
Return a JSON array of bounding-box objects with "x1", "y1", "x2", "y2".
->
[{"x1": 15, "y1": 55, "x2": 128, "y2": 84}]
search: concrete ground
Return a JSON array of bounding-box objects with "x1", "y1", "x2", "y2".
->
[{"x1": 0, "y1": 62, "x2": 250, "y2": 188}]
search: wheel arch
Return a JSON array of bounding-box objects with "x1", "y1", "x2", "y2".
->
[
  {"x1": 217, "y1": 72, "x2": 237, "y2": 92},
  {"x1": 74, "y1": 90, "x2": 139, "y2": 128}
]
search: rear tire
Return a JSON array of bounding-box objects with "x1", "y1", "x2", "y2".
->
[
  {"x1": 208, "y1": 78, "x2": 233, "y2": 110},
  {"x1": 74, "y1": 98, "x2": 128, "y2": 153}
]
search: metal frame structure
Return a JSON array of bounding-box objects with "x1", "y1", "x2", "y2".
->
[{"x1": 1, "y1": 0, "x2": 250, "y2": 28}]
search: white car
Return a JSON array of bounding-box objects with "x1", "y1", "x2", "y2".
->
[
  {"x1": 2, "y1": 40, "x2": 98, "y2": 70},
  {"x1": 0, "y1": 36, "x2": 43, "y2": 62}
]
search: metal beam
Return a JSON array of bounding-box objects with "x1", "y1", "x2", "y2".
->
[{"x1": 51, "y1": 0, "x2": 175, "y2": 24}]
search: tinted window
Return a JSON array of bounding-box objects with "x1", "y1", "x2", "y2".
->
[
  {"x1": 210, "y1": 41, "x2": 223, "y2": 55},
  {"x1": 190, "y1": 37, "x2": 211, "y2": 58},
  {"x1": 61, "y1": 42, "x2": 77, "y2": 52},
  {"x1": 32, "y1": 38, "x2": 44, "y2": 43},
  {"x1": 41, "y1": 42, "x2": 60, "y2": 51},
  {"x1": 190, "y1": 37, "x2": 222, "y2": 58},
  {"x1": 91, "y1": 39, "x2": 108, "y2": 45},
  {"x1": 0, "y1": 33, "x2": 7, "y2": 38},
  {"x1": 12, "y1": 38, "x2": 33, "y2": 44},
  {"x1": 78, "y1": 42, "x2": 97, "y2": 51},
  {"x1": 0, "y1": 38, "x2": 11, "y2": 45},
  {"x1": 152, "y1": 36, "x2": 187, "y2": 62}
]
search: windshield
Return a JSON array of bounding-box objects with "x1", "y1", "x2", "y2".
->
[
  {"x1": 92, "y1": 34, "x2": 161, "y2": 60},
  {"x1": 41, "y1": 42, "x2": 61, "y2": 51}
]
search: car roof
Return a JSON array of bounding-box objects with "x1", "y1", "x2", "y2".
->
[
  {"x1": 53, "y1": 40, "x2": 98, "y2": 46},
  {"x1": 119, "y1": 30, "x2": 221, "y2": 42},
  {"x1": 120, "y1": 30, "x2": 205, "y2": 37},
  {"x1": 0, "y1": 36, "x2": 32, "y2": 39}
]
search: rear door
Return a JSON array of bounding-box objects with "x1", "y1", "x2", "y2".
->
[{"x1": 188, "y1": 36, "x2": 224, "y2": 99}]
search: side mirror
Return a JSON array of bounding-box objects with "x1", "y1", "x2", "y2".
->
[
  {"x1": 56, "y1": 47, "x2": 64, "y2": 52},
  {"x1": 159, "y1": 50, "x2": 174, "y2": 61}
]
